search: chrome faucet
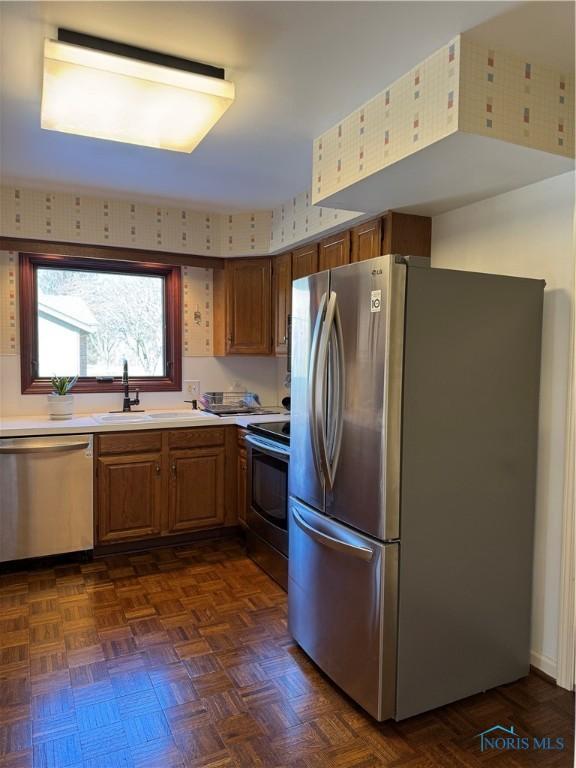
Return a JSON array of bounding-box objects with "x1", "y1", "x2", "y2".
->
[{"x1": 122, "y1": 359, "x2": 140, "y2": 412}]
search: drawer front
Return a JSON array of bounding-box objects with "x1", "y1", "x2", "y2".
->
[
  {"x1": 97, "y1": 431, "x2": 162, "y2": 455},
  {"x1": 168, "y1": 427, "x2": 225, "y2": 450}
]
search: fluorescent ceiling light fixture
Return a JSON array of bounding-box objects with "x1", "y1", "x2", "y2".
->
[{"x1": 41, "y1": 37, "x2": 235, "y2": 152}]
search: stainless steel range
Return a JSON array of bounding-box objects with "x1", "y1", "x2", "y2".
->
[{"x1": 245, "y1": 421, "x2": 290, "y2": 589}]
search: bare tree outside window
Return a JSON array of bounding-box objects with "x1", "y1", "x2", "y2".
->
[{"x1": 37, "y1": 267, "x2": 165, "y2": 378}]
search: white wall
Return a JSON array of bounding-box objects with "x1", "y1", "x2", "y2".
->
[
  {"x1": 431, "y1": 171, "x2": 575, "y2": 678},
  {"x1": 0, "y1": 354, "x2": 283, "y2": 417}
]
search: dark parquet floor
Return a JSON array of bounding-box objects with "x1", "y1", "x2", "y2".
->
[{"x1": 0, "y1": 538, "x2": 573, "y2": 768}]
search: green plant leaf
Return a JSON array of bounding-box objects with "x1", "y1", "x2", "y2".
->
[{"x1": 50, "y1": 375, "x2": 78, "y2": 395}]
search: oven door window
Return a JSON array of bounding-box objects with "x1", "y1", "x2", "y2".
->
[{"x1": 251, "y1": 452, "x2": 287, "y2": 530}]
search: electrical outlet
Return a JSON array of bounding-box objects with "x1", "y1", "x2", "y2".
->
[{"x1": 184, "y1": 380, "x2": 201, "y2": 397}]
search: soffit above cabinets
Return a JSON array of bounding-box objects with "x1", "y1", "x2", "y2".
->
[{"x1": 312, "y1": 33, "x2": 574, "y2": 215}]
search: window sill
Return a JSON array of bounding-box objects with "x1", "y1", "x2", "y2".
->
[{"x1": 23, "y1": 377, "x2": 181, "y2": 395}]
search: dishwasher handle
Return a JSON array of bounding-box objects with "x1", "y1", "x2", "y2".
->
[{"x1": 0, "y1": 436, "x2": 91, "y2": 454}]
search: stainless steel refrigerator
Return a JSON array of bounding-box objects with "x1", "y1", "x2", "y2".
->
[{"x1": 288, "y1": 255, "x2": 544, "y2": 721}]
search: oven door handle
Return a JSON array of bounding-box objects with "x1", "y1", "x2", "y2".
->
[{"x1": 245, "y1": 434, "x2": 290, "y2": 460}]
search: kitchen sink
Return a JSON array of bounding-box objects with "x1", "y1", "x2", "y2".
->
[
  {"x1": 147, "y1": 411, "x2": 206, "y2": 420},
  {"x1": 92, "y1": 413, "x2": 151, "y2": 424},
  {"x1": 92, "y1": 411, "x2": 210, "y2": 424}
]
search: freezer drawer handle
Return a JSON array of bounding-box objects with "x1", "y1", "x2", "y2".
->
[
  {"x1": 292, "y1": 508, "x2": 373, "y2": 562},
  {"x1": 0, "y1": 438, "x2": 90, "y2": 454}
]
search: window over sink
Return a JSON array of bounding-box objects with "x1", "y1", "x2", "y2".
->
[{"x1": 19, "y1": 252, "x2": 181, "y2": 394}]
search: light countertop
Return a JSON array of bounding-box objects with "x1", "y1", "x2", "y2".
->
[{"x1": 0, "y1": 410, "x2": 289, "y2": 438}]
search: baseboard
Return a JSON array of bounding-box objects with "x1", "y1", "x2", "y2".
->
[
  {"x1": 530, "y1": 650, "x2": 557, "y2": 681},
  {"x1": 93, "y1": 526, "x2": 242, "y2": 556},
  {"x1": 0, "y1": 549, "x2": 92, "y2": 573}
]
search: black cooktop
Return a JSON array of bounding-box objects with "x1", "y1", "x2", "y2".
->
[{"x1": 247, "y1": 420, "x2": 290, "y2": 446}]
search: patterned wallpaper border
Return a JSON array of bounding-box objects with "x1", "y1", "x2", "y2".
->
[
  {"x1": 0, "y1": 184, "x2": 365, "y2": 259},
  {"x1": 269, "y1": 188, "x2": 362, "y2": 250},
  {"x1": 0, "y1": 187, "x2": 274, "y2": 258},
  {"x1": 0, "y1": 251, "x2": 18, "y2": 355}
]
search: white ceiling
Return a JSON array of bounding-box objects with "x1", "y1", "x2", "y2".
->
[{"x1": 0, "y1": 1, "x2": 573, "y2": 211}]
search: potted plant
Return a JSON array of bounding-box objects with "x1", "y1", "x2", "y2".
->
[{"x1": 47, "y1": 375, "x2": 78, "y2": 420}]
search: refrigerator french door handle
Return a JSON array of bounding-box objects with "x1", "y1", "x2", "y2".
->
[
  {"x1": 315, "y1": 291, "x2": 336, "y2": 487},
  {"x1": 316, "y1": 291, "x2": 344, "y2": 489},
  {"x1": 308, "y1": 292, "x2": 327, "y2": 480},
  {"x1": 292, "y1": 507, "x2": 374, "y2": 561},
  {"x1": 328, "y1": 298, "x2": 345, "y2": 484}
]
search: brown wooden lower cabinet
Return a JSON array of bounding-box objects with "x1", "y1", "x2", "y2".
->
[
  {"x1": 167, "y1": 447, "x2": 226, "y2": 533},
  {"x1": 96, "y1": 453, "x2": 163, "y2": 543},
  {"x1": 95, "y1": 427, "x2": 238, "y2": 546},
  {"x1": 237, "y1": 429, "x2": 248, "y2": 528}
]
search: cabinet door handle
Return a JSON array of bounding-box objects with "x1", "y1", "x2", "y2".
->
[
  {"x1": 171, "y1": 463, "x2": 176, "y2": 476},
  {"x1": 155, "y1": 463, "x2": 161, "y2": 474}
]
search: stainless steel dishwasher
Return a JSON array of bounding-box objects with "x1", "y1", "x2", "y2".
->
[{"x1": 0, "y1": 434, "x2": 94, "y2": 562}]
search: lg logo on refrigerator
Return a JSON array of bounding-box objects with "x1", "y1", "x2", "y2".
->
[{"x1": 371, "y1": 290, "x2": 382, "y2": 312}]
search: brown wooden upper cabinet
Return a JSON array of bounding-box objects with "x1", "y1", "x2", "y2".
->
[
  {"x1": 318, "y1": 230, "x2": 350, "y2": 271},
  {"x1": 291, "y1": 243, "x2": 319, "y2": 280},
  {"x1": 350, "y1": 213, "x2": 431, "y2": 262},
  {"x1": 212, "y1": 211, "x2": 429, "y2": 358},
  {"x1": 214, "y1": 257, "x2": 272, "y2": 355},
  {"x1": 274, "y1": 252, "x2": 291, "y2": 356},
  {"x1": 350, "y1": 218, "x2": 382, "y2": 262},
  {"x1": 382, "y1": 211, "x2": 431, "y2": 258}
]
